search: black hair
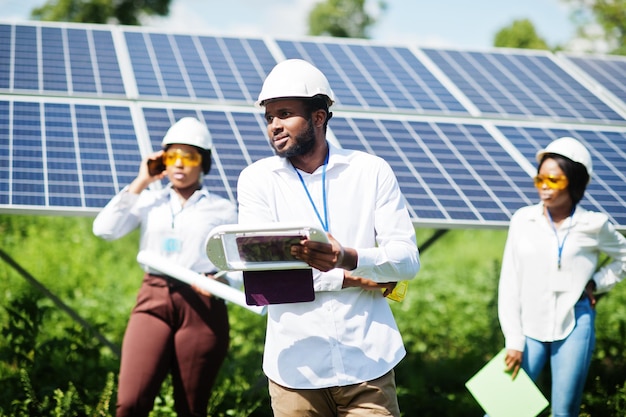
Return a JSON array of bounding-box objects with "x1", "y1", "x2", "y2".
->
[
  {"x1": 538, "y1": 153, "x2": 589, "y2": 206},
  {"x1": 163, "y1": 144, "x2": 212, "y2": 175},
  {"x1": 199, "y1": 149, "x2": 212, "y2": 174},
  {"x1": 303, "y1": 95, "x2": 333, "y2": 131}
]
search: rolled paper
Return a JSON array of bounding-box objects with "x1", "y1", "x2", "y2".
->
[{"x1": 137, "y1": 250, "x2": 266, "y2": 315}]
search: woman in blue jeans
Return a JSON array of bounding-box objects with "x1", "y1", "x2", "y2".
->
[{"x1": 497, "y1": 137, "x2": 626, "y2": 417}]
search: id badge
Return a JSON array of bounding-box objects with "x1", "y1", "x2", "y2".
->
[
  {"x1": 160, "y1": 231, "x2": 183, "y2": 256},
  {"x1": 549, "y1": 268, "x2": 575, "y2": 292}
]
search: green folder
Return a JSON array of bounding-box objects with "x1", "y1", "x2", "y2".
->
[{"x1": 466, "y1": 349, "x2": 549, "y2": 417}]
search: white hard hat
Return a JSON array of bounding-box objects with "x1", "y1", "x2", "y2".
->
[
  {"x1": 161, "y1": 117, "x2": 212, "y2": 151},
  {"x1": 536, "y1": 136, "x2": 593, "y2": 177},
  {"x1": 256, "y1": 59, "x2": 335, "y2": 107}
]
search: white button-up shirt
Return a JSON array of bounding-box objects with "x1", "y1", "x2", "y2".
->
[
  {"x1": 93, "y1": 185, "x2": 238, "y2": 277},
  {"x1": 237, "y1": 142, "x2": 420, "y2": 389},
  {"x1": 498, "y1": 203, "x2": 626, "y2": 351}
]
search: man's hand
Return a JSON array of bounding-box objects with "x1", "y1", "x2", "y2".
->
[
  {"x1": 504, "y1": 349, "x2": 523, "y2": 380},
  {"x1": 290, "y1": 235, "x2": 397, "y2": 295},
  {"x1": 342, "y1": 271, "x2": 397, "y2": 296},
  {"x1": 291, "y1": 233, "x2": 357, "y2": 271},
  {"x1": 380, "y1": 282, "x2": 398, "y2": 297}
]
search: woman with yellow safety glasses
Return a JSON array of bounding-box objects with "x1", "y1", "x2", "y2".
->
[
  {"x1": 93, "y1": 117, "x2": 239, "y2": 417},
  {"x1": 496, "y1": 137, "x2": 626, "y2": 417}
]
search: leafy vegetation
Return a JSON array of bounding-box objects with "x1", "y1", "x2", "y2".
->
[
  {"x1": 1, "y1": 215, "x2": 626, "y2": 416},
  {"x1": 563, "y1": 0, "x2": 626, "y2": 55},
  {"x1": 307, "y1": 0, "x2": 387, "y2": 38},
  {"x1": 494, "y1": 19, "x2": 550, "y2": 50},
  {"x1": 492, "y1": 0, "x2": 626, "y2": 55},
  {"x1": 31, "y1": 0, "x2": 172, "y2": 25}
]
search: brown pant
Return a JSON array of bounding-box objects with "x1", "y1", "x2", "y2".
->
[
  {"x1": 116, "y1": 274, "x2": 229, "y2": 417},
  {"x1": 268, "y1": 370, "x2": 400, "y2": 417}
]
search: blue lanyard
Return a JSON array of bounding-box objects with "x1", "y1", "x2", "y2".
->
[
  {"x1": 547, "y1": 206, "x2": 575, "y2": 270},
  {"x1": 293, "y1": 150, "x2": 329, "y2": 232}
]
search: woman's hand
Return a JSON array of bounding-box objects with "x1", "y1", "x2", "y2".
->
[
  {"x1": 584, "y1": 280, "x2": 597, "y2": 308},
  {"x1": 128, "y1": 151, "x2": 166, "y2": 194},
  {"x1": 191, "y1": 272, "x2": 228, "y2": 297},
  {"x1": 504, "y1": 349, "x2": 523, "y2": 379}
]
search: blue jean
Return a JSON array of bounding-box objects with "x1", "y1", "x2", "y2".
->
[{"x1": 523, "y1": 297, "x2": 596, "y2": 417}]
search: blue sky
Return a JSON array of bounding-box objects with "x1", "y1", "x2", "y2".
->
[{"x1": 3, "y1": 0, "x2": 576, "y2": 49}]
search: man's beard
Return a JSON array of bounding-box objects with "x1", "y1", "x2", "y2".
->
[{"x1": 271, "y1": 118, "x2": 316, "y2": 158}]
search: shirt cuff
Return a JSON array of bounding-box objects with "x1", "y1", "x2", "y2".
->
[
  {"x1": 505, "y1": 335, "x2": 526, "y2": 352},
  {"x1": 350, "y1": 248, "x2": 374, "y2": 275}
]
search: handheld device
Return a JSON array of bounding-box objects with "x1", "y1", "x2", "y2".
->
[
  {"x1": 205, "y1": 223, "x2": 329, "y2": 271},
  {"x1": 147, "y1": 156, "x2": 165, "y2": 176}
]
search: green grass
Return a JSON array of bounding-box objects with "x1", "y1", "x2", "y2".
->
[{"x1": 1, "y1": 215, "x2": 625, "y2": 416}]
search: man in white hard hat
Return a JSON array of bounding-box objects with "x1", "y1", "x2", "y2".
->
[
  {"x1": 94, "y1": 117, "x2": 239, "y2": 417},
  {"x1": 237, "y1": 59, "x2": 421, "y2": 416},
  {"x1": 497, "y1": 136, "x2": 626, "y2": 417}
]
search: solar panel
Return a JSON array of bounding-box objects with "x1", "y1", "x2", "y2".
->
[
  {"x1": 123, "y1": 29, "x2": 275, "y2": 102},
  {"x1": 422, "y1": 48, "x2": 626, "y2": 124},
  {"x1": 0, "y1": 23, "x2": 125, "y2": 96},
  {"x1": 330, "y1": 116, "x2": 535, "y2": 225},
  {"x1": 1, "y1": 21, "x2": 625, "y2": 230},
  {"x1": 276, "y1": 39, "x2": 468, "y2": 114},
  {"x1": 0, "y1": 97, "x2": 139, "y2": 214},
  {"x1": 564, "y1": 53, "x2": 626, "y2": 107}
]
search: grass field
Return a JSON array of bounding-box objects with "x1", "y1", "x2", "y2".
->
[{"x1": 1, "y1": 214, "x2": 625, "y2": 416}]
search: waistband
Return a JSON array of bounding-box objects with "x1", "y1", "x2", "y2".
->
[
  {"x1": 147, "y1": 271, "x2": 218, "y2": 279},
  {"x1": 145, "y1": 273, "x2": 225, "y2": 300},
  {"x1": 145, "y1": 272, "x2": 218, "y2": 286}
]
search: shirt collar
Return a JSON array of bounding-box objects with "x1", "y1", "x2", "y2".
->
[
  {"x1": 268, "y1": 141, "x2": 350, "y2": 174},
  {"x1": 528, "y1": 201, "x2": 583, "y2": 223},
  {"x1": 163, "y1": 183, "x2": 209, "y2": 203}
]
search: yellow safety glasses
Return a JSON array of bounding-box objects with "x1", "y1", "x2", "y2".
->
[
  {"x1": 163, "y1": 149, "x2": 202, "y2": 167},
  {"x1": 533, "y1": 174, "x2": 569, "y2": 190}
]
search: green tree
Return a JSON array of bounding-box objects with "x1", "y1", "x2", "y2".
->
[
  {"x1": 564, "y1": 0, "x2": 626, "y2": 55},
  {"x1": 30, "y1": 0, "x2": 171, "y2": 25},
  {"x1": 493, "y1": 19, "x2": 550, "y2": 50},
  {"x1": 308, "y1": 0, "x2": 386, "y2": 38}
]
